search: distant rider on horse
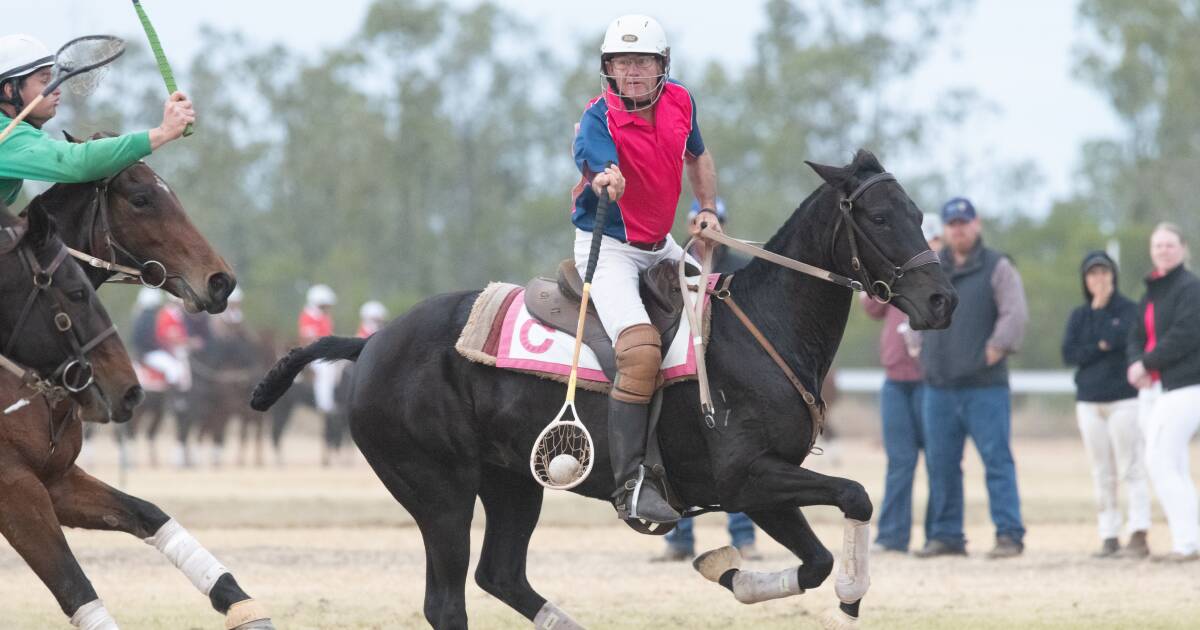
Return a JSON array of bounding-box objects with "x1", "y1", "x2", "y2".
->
[
  {"x1": 0, "y1": 33, "x2": 194, "y2": 207},
  {"x1": 571, "y1": 15, "x2": 723, "y2": 524}
]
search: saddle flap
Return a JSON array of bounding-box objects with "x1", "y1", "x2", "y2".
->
[
  {"x1": 524, "y1": 277, "x2": 615, "y2": 379},
  {"x1": 557, "y1": 259, "x2": 583, "y2": 301}
]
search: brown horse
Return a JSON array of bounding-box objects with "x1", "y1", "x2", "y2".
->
[{"x1": 0, "y1": 147, "x2": 273, "y2": 630}]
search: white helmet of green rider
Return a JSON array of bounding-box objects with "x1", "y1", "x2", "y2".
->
[
  {"x1": 0, "y1": 34, "x2": 54, "y2": 113},
  {"x1": 600, "y1": 15, "x2": 670, "y2": 111}
]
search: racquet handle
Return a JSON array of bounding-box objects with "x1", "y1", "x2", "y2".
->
[
  {"x1": 585, "y1": 190, "x2": 610, "y2": 283},
  {"x1": 134, "y1": 0, "x2": 193, "y2": 137},
  {"x1": 0, "y1": 94, "x2": 44, "y2": 145}
]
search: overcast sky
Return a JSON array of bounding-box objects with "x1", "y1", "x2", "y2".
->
[{"x1": 14, "y1": 0, "x2": 1121, "y2": 215}]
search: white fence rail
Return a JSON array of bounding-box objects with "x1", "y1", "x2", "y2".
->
[{"x1": 836, "y1": 369, "x2": 1076, "y2": 394}]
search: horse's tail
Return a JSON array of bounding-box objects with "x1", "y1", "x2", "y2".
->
[{"x1": 250, "y1": 336, "x2": 366, "y2": 411}]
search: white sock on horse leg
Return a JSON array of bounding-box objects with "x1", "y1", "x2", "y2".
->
[
  {"x1": 143, "y1": 519, "x2": 228, "y2": 595},
  {"x1": 533, "y1": 602, "x2": 585, "y2": 629},
  {"x1": 834, "y1": 518, "x2": 871, "y2": 604},
  {"x1": 731, "y1": 567, "x2": 804, "y2": 604},
  {"x1": 70, "y1": 599, "x2": 119, "y2": 630}
]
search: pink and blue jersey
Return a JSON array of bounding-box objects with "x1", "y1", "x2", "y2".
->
[{"x1": 571, "y1": 80, "x2": 706, "y2": 244}]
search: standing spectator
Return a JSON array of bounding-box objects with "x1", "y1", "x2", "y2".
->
[
  {"x1": 655, "y1": 197, "x2": 759, "y2": 562},
  {"x1": 915, "y1": 197, "x2": 1028, "y2": 559},
  {"x1": 1062, "y1": 251, "x2": 1149, "y2": 558},
  {"x1": 863, "y1": 213, "x2": 942, "y2": 553},
  {"x1": 1126, "y1": 223, "x2": 1200, "y2": 563}
]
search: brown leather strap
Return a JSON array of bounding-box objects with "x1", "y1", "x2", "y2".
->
[{"x1": 710, "y1": 274, "x2": 825, "y2": 450}]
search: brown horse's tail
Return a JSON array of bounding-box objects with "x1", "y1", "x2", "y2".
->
[{"x1": 250, "y1": 336, "x2": 366, "y2": 411}]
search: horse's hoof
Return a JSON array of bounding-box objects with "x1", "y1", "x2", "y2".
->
[
  {"x1": 819, "y1": 607, "x2": 859, "y2": 630},
  {"x1": 225, "y1": 599, "x2": 273, "y2": 630},
  {"x1": 693, "y1": 545, "x2": 741, "y2": 582}
]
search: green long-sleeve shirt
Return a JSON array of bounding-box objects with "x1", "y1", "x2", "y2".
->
[{"x1": 0, "y1": 114, "x2": 152, "y2": 206}]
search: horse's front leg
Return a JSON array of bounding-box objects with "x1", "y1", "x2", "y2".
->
[
  {"x1": 0, "y1": 466, "x2": 117, "y2": 628},
  {"x1": 46, "y1": 465, "x2": 274, "y2": 629},
  {"x1": 708, "y1": 458, "x2": 872, "y2": 628},
  {"x1": 693, "y1": 506, "x2": 831, "y2": 604}
]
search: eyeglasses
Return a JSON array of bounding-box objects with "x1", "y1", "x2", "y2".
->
[{"x1": 608, "y1": 55, "x2": 659, "y2": 71}]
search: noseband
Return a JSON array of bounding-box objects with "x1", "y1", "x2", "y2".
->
[
  {"x1": 833, "y1": 172, "x2": 942, "y2": 303},
  {"x1": 0, "y1": 225, "x2": 117, "y2": 408}
]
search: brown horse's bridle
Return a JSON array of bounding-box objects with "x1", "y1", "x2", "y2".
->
[
  {"x1": 65, "y1": 171, "x2": 171, "y2": 288},
  {"x1": 0, "y1": 225, "x2": 117, "y2": 409}
]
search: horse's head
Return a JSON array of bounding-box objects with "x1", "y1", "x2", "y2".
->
[
  {"x1": 0, "y1": 205, "x2": 142, "y2": 423},
  {"x1": 68, "y1": 131, "x2": 237, "y2": 314},
  {"x1": 806, "y1": 150, "x2": 956, "y2": 330}
]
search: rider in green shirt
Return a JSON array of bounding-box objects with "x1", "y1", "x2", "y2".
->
[{"x1": 0, "y1": 34, "x2": 195, "y2": 206}]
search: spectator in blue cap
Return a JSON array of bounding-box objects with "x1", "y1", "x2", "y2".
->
[{"x1": 914, "y1": 196, "x2": 1029, "y2": 559}]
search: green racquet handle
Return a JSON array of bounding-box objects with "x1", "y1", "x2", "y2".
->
[{"x1": 133, "y1": 0, "x2": 193, "y2": 137}]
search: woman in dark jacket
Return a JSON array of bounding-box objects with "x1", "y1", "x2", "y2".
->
[
  {"x1": 1126, "y1": 223, "x2": 1200, "y2": 562},
  {"x1": 1062, "y1": 251, "x2": 1149, "y2": 557}
]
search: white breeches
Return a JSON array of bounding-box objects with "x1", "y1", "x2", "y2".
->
[
  {"x1": 573, "y1": 229, "x2": 696, "y2": 342},
  {"x1": 1076, "y1": 398, "x2": 1150, "y2": 538},
  {"x1": 310, "y1": 360, "x2": 342, "y2": 414},
  {"x1": 1141, "y1": 383, "x2": 1200, "y2": 554},
  {"x1": 143, "y1": 349, "x2": 190, "y2": 392}
]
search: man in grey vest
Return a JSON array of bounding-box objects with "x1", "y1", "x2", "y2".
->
[{"x1": 914, "y1": 197, "x2": 1029, "y2": 559}]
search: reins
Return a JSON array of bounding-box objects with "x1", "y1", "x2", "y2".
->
[{"x1": 680, "y1": 172, "x2": 939, "y2": 449}]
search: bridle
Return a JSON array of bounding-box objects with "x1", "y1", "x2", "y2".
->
[
  {"x1": 65, "y1": 170, "x2": 170, "y2": 289},
  {"x1": 831, "y1": 172, "x2": 942, "y2": 303},
  {"x1": 0, "y1": 224, "x2": 117, "y2": 410}
]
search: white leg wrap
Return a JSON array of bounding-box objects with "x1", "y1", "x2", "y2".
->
[
  {"x1": 731, "y1": 567, "x2": 804, "y2": 604},
  {"x1": 834, "y1": 518, "x2": 871, "y2": 604},
  {"x1": 144, "y1": 519, "x2": 228, "y2": 595},
  {"x1": 533, "y1": 602, "x2": 586, "y2": 629},
  {"x1": 71, "y1": 599, "x2": 119, "y2": 630}
]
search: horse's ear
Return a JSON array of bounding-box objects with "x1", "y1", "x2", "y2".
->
[
  {"x1": 62, "y1": 131, "x2": 80, "y2": 143},
  {"x1": 851, "y1": 149, "x2": 884, "y2": 174},
  {"x1": 805, "y1": 160, "x2": 852, "y2": 189},
  {"x1": 25, "y1": 203, "x2": 56, "y2": 247}
]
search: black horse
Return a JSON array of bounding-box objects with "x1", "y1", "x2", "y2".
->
[{"x1": 253, "y1": 150, "x2": 956, "y2": 629}]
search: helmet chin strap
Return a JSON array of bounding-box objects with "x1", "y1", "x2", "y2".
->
[{"x1": 600, "y1": 72, "x2": 667, "y2": 113}]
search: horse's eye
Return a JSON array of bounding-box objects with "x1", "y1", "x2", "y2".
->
[
  {"x1": 68, "y1": 288, "x2": 88, "y2": 302},
  {"x1": 870, "y1": 215, "x2": 888, "y2": 226},
  {"x1": 131, "y1": 194, "x2": 149, "y2": 208}
]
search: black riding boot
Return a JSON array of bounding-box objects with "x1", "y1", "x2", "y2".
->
[{"x1": 609, "y1": 399, "x2": 679, "y2": 524}]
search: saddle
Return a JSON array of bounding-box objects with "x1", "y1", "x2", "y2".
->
[{"x1": 524, "y1": 259, "x2": 697, "y2": 381}]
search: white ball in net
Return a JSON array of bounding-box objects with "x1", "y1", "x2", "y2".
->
[{"x1": 547, "y1": 453, "x2": 581, "y2": 485}]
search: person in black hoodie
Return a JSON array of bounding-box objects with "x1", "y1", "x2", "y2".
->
[
  {"x1": 1126, "y1": 223, "x2": 1200, "y2": 562},
  {"x1": 1062, "y1": 251, "x2": 1150, "y2": 558}
]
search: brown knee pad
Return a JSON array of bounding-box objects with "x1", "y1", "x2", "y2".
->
[{"x1": 613, "y1": 323, "x2": 662, "y2": 404}]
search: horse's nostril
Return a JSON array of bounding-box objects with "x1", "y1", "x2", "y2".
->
[
  {"x1": 124, "y1": 385, "x2": 145, "y2": 411},
  {"x1": 207, "y1": 272, "x2": 235, "y2": 302}
]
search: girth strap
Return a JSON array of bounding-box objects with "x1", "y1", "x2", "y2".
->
[{"x1": 710, "y1": 275, "x2": 825, "y2": 451}]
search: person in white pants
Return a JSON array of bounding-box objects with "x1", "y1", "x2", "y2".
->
[
  {"x1": 1126, "y1": 223, "x2": 1200, "y2": 562},
  {"x1": 1063, "y1": 250, "x2": 1151, "y2": 557}
]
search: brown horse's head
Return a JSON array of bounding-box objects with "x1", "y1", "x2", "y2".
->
[
  {"x1": 59, "y1": 132, "x2": 238, "y2": 314},
  {"x1": 0, "y1": 206, "x2": 142, "y2": 423}
]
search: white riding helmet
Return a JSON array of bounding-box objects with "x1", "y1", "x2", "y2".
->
[
  {"x1": 306, "y1": 284, "x2": 337, "y2": 307},
  {"x1": 601, "y1": 15, "x2": 669, "y2": 57},
  {"x1": 0, "y1": 34, "x2": 54, "y2": 83},
  {"x1": 360, "y1": 300, "x2": 388, "y2": 321},
  {"x1": 136, "y1": 286, "x2": 162, "y2": 309}
]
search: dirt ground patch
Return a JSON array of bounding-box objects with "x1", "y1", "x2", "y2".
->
[{"x1": 2, "y1": 428, "x2": 1199, "y2": 629}]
